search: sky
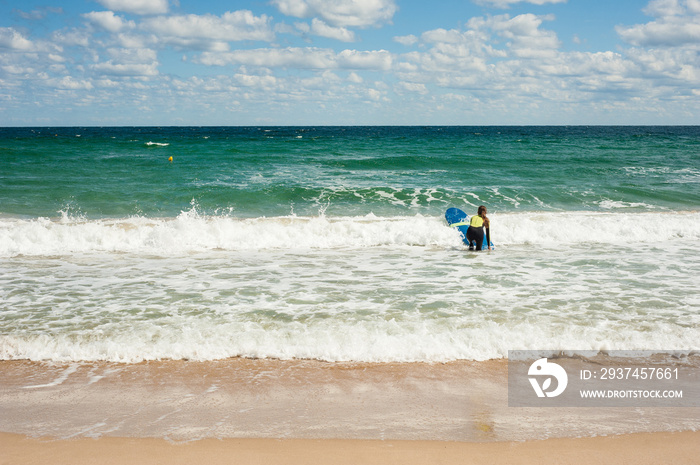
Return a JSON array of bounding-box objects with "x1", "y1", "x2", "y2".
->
[{"x1": 1, "y1": 0, "x2": 699, "y2": 125}]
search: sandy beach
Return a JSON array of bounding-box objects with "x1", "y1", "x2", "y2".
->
[
  {"x1": 2, "y1": 431, "x2": 700, "y2": 465},
  {"x1": 1, "y1": 358, "x2": 698, "y2": 464}
]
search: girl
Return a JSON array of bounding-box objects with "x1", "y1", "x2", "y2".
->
[{"x1": 467, "y1": 205, "x2": 491, "y2": 251}]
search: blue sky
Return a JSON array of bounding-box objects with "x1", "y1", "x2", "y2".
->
[{"x1": 1, "y1": 0, "x2": 699, "y2": 125}]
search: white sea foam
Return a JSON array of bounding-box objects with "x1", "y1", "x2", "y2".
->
[
  {"x1": 1, "y1": 239, "x2": 699, "y2": 363},
  {"x1": 622, "y1": 166, "x2": 700, "y2": 183},
  {"x1": 597, "y1": 199, "x2": 656, "y2": 210},
  {"x1": 495, "y1": 211, "x2": 700, "y2": 245},
  {"x1": 23, "y1": 364, "x2": 79, "y2": 389},
  {"x1": 1, "y1": 210, "x2": 699, "y2": 257},
  {"x1": 0, "y1": 212, "x2": 454, "y2": 257},
  {"x1": 2, "y1": 210, "x2": 698, "y2": 364},
  {"x1": 1, "y1": 310, "x2": 697, "y2": 363}
]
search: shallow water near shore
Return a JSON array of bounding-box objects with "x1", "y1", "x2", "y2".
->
[{"x1": 1, "y1": 358, "x2": 699, "y2": 442}]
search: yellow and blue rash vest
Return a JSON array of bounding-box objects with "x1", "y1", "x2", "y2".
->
[{"x1": 469, "y1": 215, "x2": 484, "y2": 228}]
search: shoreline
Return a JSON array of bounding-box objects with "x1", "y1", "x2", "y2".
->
[
  {"x1": 2, "y1": 358, "x2": 699, "y2": 464},
  {"x1": 2, "y1": 431, "x2": 699, "y2": 465},
  {"x1": 2, "y1": 358, "x2": 698, "y2": 442}
]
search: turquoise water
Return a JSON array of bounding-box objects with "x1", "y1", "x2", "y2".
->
[
  {"x1": 2, "y1": 126, "x2": 699, "y2": 219},
  {"x1": 1, "y1": 126, "x2": 699, "y2": 362}
]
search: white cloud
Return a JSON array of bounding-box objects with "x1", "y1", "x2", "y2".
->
[
  {"x1": 0, "y1": 28, "x2": 35, "y2": 51},
  {"x1": 397, "y1": 81, "x2": 428, "y2": 94},
  {"x1": 618, "y1": 19, "x2": 700, "y2": 47},
  {"x1": 474, "y1": 0, "x2": 567, "y2": 8},
  {"x1": 294, "y1": 21, "x2": 310, "y2": 33},
  {"x1": 89, "y1": 47, "x2": 159, "y2": 77},
  {"x1": 395, "y1": 13, "x2": 648, "y2": 100},
  {"x1": 559, "y1": 51, "x2": 633, "y2": 79},
  {"x1": 234, "y1": 73, "x2": 278, "y2": 88},
  {"x1": 421, "y1": 29, "x2": 464, "y2": 44},
  {"x1": 382, "y1": 5, "x2": 700, "y2": 116},
  {"x1": 271, "y1": 0, "x2": 397, "y2": 27},
  {"x1": 625, "y1": 47, "x2": 700, "y2": 83},
  {"x1": 366, "y1": 88, "x2": 383, "y2": 100},
  {"x1": 95, "y1": 0, "x2": 169, "y2": 15},
  {"x1": 617, "y1": 0, "x2": 700, "y2": 47},
  {"x1": 106, "y1": 47, "x2": 157, "y2": 63},
  {"x1": 338, "y1": 49, "x2": 392, "y2": 69},
  {"x1": 419, "y1": 25, "x2": 499, "y2": 59},
  {"x1": 295, "y1": 19, "x2": 356, "y2": 41},
  {"x1": 91, "y1": 61, "x2": 159, "y2": 76},
  {"x1": 51, "y1": 29, "x2": 91, "y2": 47},
  {"x1": 300, "y1": 70, "x2": 342, "y2": 89},
  {"x1": 684, "y1": 0, "x2": 700, "y2": 13},
  {"x1": 195, "y1": 47, "x2": 392, "y2": 70},
  {"x1": 197, "y1": 47, "x2": 335, "y2": 68},
  {"x1": 142, "y1": 11, "x2": 274, "y2": 49},
  {"x1": 2, "y1": 64, "x2": 37, "y2": 75},
  {"x1": 271, "y1": 0, "x2": 311, "y2": 21},
  {"x1": 83, "y1": 11, "x2": 135, "y2": 32},
  {"x1": 643, "y1": 0, "x2": 687, "y2": 16},
  {"x1": 52, "y1": 76, "x2": 95, "y2": 90},
  {"x1": 393, "y1": 34, "x2": 418, "y2": 46},
  {"x1": 308, "y1": 18, "x2": 356, "y2": 42},
  {"x1": 347, "y1": 71, "x2": 363, "y2": 82},
  {"x1": 116, "y1": 32, "x2": 150, "y2": 48},
  {"x1": 396, "y1": 25, "x2": 497, "y2": 75},
  {"x1": 487, "y1": 14, "x2": 560, "y2": 58}
]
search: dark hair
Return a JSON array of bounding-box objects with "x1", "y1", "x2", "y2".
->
[{"x1": 477, "y1": 205, "x2": 487, "y2": 216}]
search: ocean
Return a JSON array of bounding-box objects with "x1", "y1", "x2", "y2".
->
[{"x1": 1, "y1": 126, "x2": 699, "y2": 363}]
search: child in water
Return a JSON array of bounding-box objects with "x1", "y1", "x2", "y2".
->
[{"x1": 467, "y1": 205, "x2": 491, "y2": 251}]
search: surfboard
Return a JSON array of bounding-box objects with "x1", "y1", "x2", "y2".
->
[{"x1": 445, "y1": 207, "x2": 494, "y2": 250}]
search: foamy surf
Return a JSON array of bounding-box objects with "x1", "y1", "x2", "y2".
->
[
  {"x1": 1, "y1": 210, "x2": 698, "y2": 257},
  {"x1": 1, "y1": 316, "x2": 697, "y2": 363},
  {"x1": 1, "y1": 216, "x2": 698, "y2": 363}
]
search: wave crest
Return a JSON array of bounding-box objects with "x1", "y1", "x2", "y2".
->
[{"x1": 1, "y1": 210, "x2": 699, "y2": 257}]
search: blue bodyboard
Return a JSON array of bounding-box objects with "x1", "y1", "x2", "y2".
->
[{"x1": 445, "y1": 207, "x2": 494, "y2": 250}]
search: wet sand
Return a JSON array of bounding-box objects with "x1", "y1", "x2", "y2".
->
[{"x1": 1, "y1": 358, "x2": 698, "y2": 463}]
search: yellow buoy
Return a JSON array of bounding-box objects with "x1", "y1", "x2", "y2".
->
[{"x1": 168, "y1": 156, "x2": 173, "y2": 162}]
